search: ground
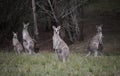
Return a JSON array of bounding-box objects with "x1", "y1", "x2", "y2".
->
[{"x1": 0, "y1": 52, "x2": 120, "y2": 76}]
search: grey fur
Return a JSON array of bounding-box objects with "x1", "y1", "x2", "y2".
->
[
  {"x1": 86, "y1": 25, "x2": 103, "y2": 57},
  {"x1": 12, "y1": 32, "x2": 23, "y2": 54},
  {"x1": 22, "y1": 22, "x2": 35, "y2": 54},
  {"x1": 52, "y1": 26, "x2": 69, "y2": 62}
]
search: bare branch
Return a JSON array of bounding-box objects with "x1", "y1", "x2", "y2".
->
[
  {"x1": 59, "y1": 5, "x2": 67, "y2": 18},
  {"x1": 36, "y1": 2, "x2": 53, "y2": 18},
  {"x1": 47, "y1": 0, "x2": 59, "y2": 23},
  {"x1": 61, "y1": 0, "x2": 88, "y2": 19},
  {"x1": 61, "y1": 4, "x2": 80, "y2": 19}
]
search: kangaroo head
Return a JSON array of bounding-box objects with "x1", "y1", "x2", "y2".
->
[
  {"x1": 13, "y1": 32, "x2": 18, "y2": 38},
  {"x1": 52, "y1": 26, "x2": 61, "y2": 35},
  {"x1": 23, "y1": 22, "x2": 30, "y2": 30},
  {"x1": 96, "y1": 24, "x2": 103, "y2": 32}
]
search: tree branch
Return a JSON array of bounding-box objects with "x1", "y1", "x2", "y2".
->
[
  {"x1": 36, "y1": 2, "x2": 53, "y2": 18},
  {"x1": 47, "y1": 0, "x2": 59, "y2": 23},
  {"x1": 61, "y1": 0, "x2": 88, "y2": 19}
]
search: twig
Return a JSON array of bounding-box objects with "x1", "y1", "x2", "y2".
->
[
  {"x1": 47, "y1": 0, "x2": 59, "y2": 23},
  {"x1": 61, "y1": 0, "x2": 88, "y2": 19},
  {"x1": 36, "y1": 2, "x2": 53, "y2": 18}
]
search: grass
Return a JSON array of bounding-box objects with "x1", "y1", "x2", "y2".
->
[{"x1": 0, "y1": 51, "x2": 120, "y2": 76}]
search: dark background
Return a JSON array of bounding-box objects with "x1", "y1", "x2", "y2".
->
[{"x1": 0, "y1": 0, "x2": 120, "y2": 54}]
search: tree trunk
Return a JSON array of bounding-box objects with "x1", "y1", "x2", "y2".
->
[{"x1": 32, "y1": 0, "x2": 38, "y2": 40}]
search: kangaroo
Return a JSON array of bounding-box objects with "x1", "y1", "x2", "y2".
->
[
  {"x1": 86, "y1": 25, "x2": 103, "y2": 57},
  {"x1": 22, "y1": 22, "x2": 35, "y2": 54},
  {"x1": 96, "y1": 25, "x2": 104, "y2": 54},
  {"x1": 12, "y1": 32, "x2": 23, "y2": 54},
  {"x1": 52, "y1": 26, "x2": 69, "y2": 62}
]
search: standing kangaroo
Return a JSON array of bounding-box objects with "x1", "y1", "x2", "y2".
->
[
  {"x1": 12, "y1": 32, "x2": 23, "y2": 54},
  {"x1": 52, "y1": 26, "x2": 69, "y2": 62},
  {"x1": 86, "y1": 25, "x2": 103, "y2": 57},
  {"x1": 22, "y1": 22, "x2": 35, "y2": 54}
]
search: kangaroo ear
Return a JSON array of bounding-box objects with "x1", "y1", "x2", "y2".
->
[
  {"x1": 16, "y1": 32, "x2": 18, "y2": 35},
  {"x1": 26, "y1": 22, "x2": 30, "y2": 26},
  {"x1": 13, "y1": 32, "x2": 15, "y2": 34},
  {"x1": 100, "y1": 24, "x2": 103, "y2": 27},
  {"x1": 96, "y1": 25, "x2": 98, "y2": 28},
  {"x1": 102, "y1": 35, "x2": 104, "y2": 38},
  {"x1": 23, "y1": 22, "x2": 26, "y2": 28},
  {"x1": 57, "y1": 26, "x2": 61, "y2": 30},
  {"x1": 23, "y1": 22, "x2": 25, "y2": 25},
  {"x1": 52, "y1": 26, "x2": 56, "y2": 30}
]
